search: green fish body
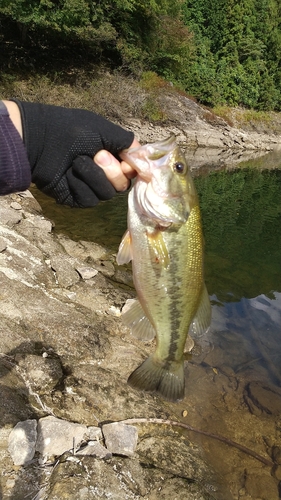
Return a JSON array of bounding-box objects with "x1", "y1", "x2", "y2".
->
[{"x1": 117, "y1": 136, "x2": 211, "y2": 401}]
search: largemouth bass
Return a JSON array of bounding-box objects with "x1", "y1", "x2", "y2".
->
[{"x1": 117, "y1": 135, "x2": 211, "y2": 401}]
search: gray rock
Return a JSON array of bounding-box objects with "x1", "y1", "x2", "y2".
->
[
  {"x1": 50, "y1": 254, "x2": 80, "y2": 287},
  {"x1": 102, "y1": 422, "x2": 138, "y2": 457},
  {"x1": 76, "y1": 441, "x2": 112, "y2": 459},
  {"x1": 10, "y1": 201, "x2": 22, "y2": 210},
  {"x1": 91, "y1": 259, "x2": 115, "y2": 278},
  {"x1": 75, "y1": 266, "x2": 98, "y2": 280},
  {"x1": 85, "y1": 426, "x2": 103, "y2": 441},
  {"x1": 0, "y1": 206, "x2": 22, "y2": 226},
  {"x1": 8, "y1": 419, "x2": 37, "y2": 465},
  {"x1": 0, "y1": 237, "x2": 7, "y2": 252},
  {"x1": 36, "y1": 416, "x2": 87, "y2": 458},
  {"x1": 58, "y1": 235, "x2": 110, "y2": 261}
]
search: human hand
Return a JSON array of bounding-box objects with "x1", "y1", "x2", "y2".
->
[
  {"x1": 94, "y1": 138, "x2": 140, "y2": 192},
  {"x1": 13, "y1": 100, "x2": 139, "y2": 207}
]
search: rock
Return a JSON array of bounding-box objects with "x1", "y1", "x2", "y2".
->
[
  {"x1": 75, "y1": 266, "x2": 98, "y2": 280},
  {"x1": 10, "y1": 202, "x2": 22, "y2": 210},
  {"x1": 102, "y1": 422, "x2": 138, "y2": 457},
  {"x1": 0, "y1": 236, "x2": 7, "y2": 252},
  {"x1": 58, "y1": 235, "x2": 111, "y2": 261},
  {"x1": 92, "y1": 260, "x2": 115, "y2": 278},
  {"x1": 17, "y1": 354, "x2": 64, "y2": 394},
  {"x1": 113, "y1": 268, "x2": 134, "y2": 287},
  {"x1": 76, "y1": 441, "x2": 112, "y2": 459},
  {"x1": 86, "y1": 426, "x2": 103, "y2": 441},
  {"x1": 36, "y1": 416, "x2": 88, "y2": 458},
  {"x1": 8, "y1": 419, "x2": 37, "y2": 465},
  {"x1": 0, "y1": 205, "x2": 22, "y2": 226},
  {"x1": 50, "y1": 254, "x2": 80, "y2": 287},
  {"x1": 137, "y1": 433, "x2": 213, "y2": 485}
]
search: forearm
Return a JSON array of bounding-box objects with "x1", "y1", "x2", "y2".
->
[{"x1": 0, "y1": 101, "x2": 31, "y2": 195}]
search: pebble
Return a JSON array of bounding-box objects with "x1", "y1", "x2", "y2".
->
[
  {"x1": 102, "y1": 422, "x2": 138, "y2": 457},
  {"x1": 8, "y1": 419, "x2": 37, "y2": 465},
  {"x1": 10, "y1": 202, "x2": 22, "y2": 210}
]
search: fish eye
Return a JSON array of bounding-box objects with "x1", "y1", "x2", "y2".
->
[{"x1": 173, "y1": 162, "x2": 185, "y2": 174}]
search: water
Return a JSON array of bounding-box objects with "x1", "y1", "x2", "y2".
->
[{"x1": 31, "y1": 152, "x2": 281, "y2": 499}]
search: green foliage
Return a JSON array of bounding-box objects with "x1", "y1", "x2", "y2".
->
[
  {"x1": 183, "y1": 0, "x2": 281, "y2": 110},
  {"x1": 1, "y1": 0, "x2": 281, "y2": 109}
]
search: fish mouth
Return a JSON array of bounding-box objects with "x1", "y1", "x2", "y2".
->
[{"x1": 123, "y1": 135, "x2": 177, "y2": 182}]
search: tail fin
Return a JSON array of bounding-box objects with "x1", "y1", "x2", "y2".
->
[{"x1": 127, "y1": 356, "x2": 185, "y2": 402}]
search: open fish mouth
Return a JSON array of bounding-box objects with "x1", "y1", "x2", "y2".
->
[{"x1": 123, "y1": 135, "x2": 177, "y2": 181}]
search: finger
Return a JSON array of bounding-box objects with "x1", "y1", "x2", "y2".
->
[
  {"x1": 119, "y1": 138, "x2": 141, "y2": 161},
  {"x1": 94, "y1": 150, "x2": 131, "y2": 192},
  {"x1": 120, "y1": 160, "x2": 138, "y2": 179},
  {"x1": 70, "y1": 156, "x2": 116, "y2": 202}
]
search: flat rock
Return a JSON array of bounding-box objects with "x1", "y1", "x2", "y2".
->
[
  {"x1": 36, "y1": 416, "x2": 87, "y2": 458},
  {"x1": 77, "y1": 441, "x2": 112, "y2": 459},
  {"x1": 50, "y1": 255, "x2": 80, "y2": 287},
  {"x1": 8, "y1": 419, "x2": 37, "y2": 465},
  {"x1": 102, "y1": 422, "x2": 138, "y2": 457},
  {"x1": 76, "y1": 266, "x2": 98, "y2": 280}
]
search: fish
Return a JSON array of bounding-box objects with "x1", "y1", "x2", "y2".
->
[{"x1": 117, "y1": 135, "x2": 211, "y2": 401}]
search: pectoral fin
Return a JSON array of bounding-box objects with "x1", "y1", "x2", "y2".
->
[
  {"x1": 122, "y1": 299, "x2": 156, "y2": 341},
  {"x1": 147, "y1": 230, "x2": 170, "y2": 269},
  {"x1": 116, "y1": 230, "x2": 132, "y2": 265},
  {"x1": 189, "y1": 284, "x2": 211, "y2": 337}
]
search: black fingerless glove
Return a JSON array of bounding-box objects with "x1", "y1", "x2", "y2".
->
[{"x1": 12, "y1": 100, "x2": 134, "y2": 207}]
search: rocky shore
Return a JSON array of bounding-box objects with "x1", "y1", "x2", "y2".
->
[
  {"x1": 0, "y1": 104, "x2": 281, "y2": 499},
  {"x1": 120, "y1": 92, "x2": 281, "y2": 169},
  {"x1": 0, "y1": 182, "x2": 281, "y2": 499}
]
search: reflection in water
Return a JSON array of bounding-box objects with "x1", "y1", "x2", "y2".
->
[{"x1": 31, "y1": 158, "x2": 281, "y2": 499}]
